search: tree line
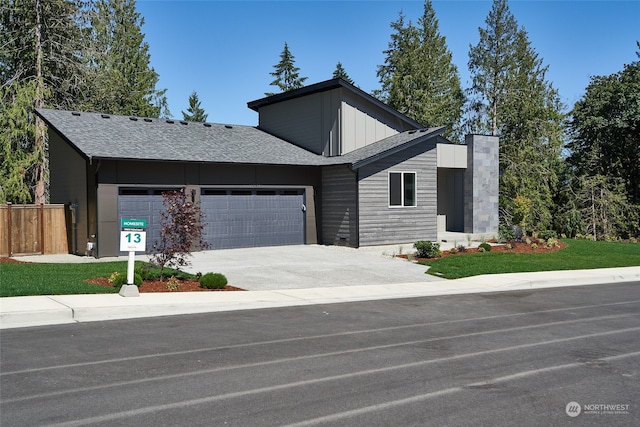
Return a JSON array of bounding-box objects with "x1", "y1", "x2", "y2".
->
[{"x1": 1, "y1": 0, "x2": 638, "y2": 240}]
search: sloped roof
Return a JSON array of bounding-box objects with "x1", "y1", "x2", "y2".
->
[
  {"x1": 341, "y1": 127, "x2": 445, "y2": 169},
  {"x1": 36, "y1": 109, "x2": 327, "y2": 166},
  {"x1": 36, "y1": 109, "x2": 445, "y2": 169}
]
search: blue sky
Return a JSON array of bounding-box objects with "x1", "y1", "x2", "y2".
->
[{"x1": 137, "y1": 0, "x2": 640, "y2": 126}]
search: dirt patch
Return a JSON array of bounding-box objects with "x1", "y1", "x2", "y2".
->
[{"x1": 0, "y1": 257, "x2": 32, "y2": 264}]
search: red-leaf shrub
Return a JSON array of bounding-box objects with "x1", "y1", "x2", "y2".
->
[{"x1": 150, "y1": 189, "x2": 208, "y2": 279}]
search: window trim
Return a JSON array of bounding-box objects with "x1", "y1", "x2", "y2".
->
[{"x1": 388, "y1": 171, "x2": 417, "y2": 208}]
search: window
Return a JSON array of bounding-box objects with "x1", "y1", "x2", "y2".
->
[{"x1": 389, "y1": 172, "x2": 417, "y2": 207}]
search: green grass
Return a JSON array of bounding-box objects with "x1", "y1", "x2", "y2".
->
[
  {"x1": 420, "y1": 239, "x2": 640, "y2": 279},
  {"x1": 0, "y1": 261, "x2": 196, "y2": 297}
]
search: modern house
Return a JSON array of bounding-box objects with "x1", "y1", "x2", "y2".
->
[{"x1": 36, "y1": 78, "x2": 498, "y2": 258}]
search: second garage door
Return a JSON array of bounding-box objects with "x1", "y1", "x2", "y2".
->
[{"x1": 201, "y1": 189, "x2": 305, "y2": 249}]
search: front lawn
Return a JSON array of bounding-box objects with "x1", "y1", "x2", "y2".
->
[
  {"x1": 0, "y1": 261, "x2": 195, "y2": 297},
  {"x1": 420, "y1": 239, "x2": 640, "y2": 279}
]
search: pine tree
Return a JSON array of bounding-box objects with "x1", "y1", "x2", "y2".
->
[
  {"x1": 0, "y1": 80, "x2": 37, "y2": 203},
  {"x1": 375, "y1": 2, "x2": 464, "y2": 140},
  {"x1": 266, "y1": 42, "x2": 307, "y2": 96},
  {"x1": 565, "y1": 42, "x2": 640, "y2": 238},
  {"x1": 332, "y1": 62, "x2": 354, "y2": 85},
  {"x1": 182, "y1": 91, "x2": 208, "y2": 122},
  {"x1": 467, "y1": 0, "x2": 518, "y2": 136},
  {"x1": 86, "y1": 0, "x2": 169, "y2": 118},
  {"x1": 466, "y1": 0, "x2": 565, "y2": 232},
  {"x1": 0, "y1": 0, "x2": 88, "y2": 203}
]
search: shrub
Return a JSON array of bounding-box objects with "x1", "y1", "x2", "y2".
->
[
  {"x1": 531, "y1": 243, "x2": 538, "y2": 250},
  {"x1": 546, "y1": 238, "x2": 559, "y2": 248},
  {"x1": 498, "y1": 225, "x2": 515, "y2": 243},
  {"x1": 135, "y1": 266, "x2": 155, "y2": 281},
  {"x1": 456, "y1": 244, "x2": 467, "y2": 253},
  {"x1": 108, "y1": 271, "x2": 121, "y2": 284},
  {"x1": 478, "y1": 242, "x2": 492, "y2": 252},
  {"x1": 111, "y1": 272, "x2": 142, "y2": 287},
  {"x1": 449, "y1": 247, "x2": 459, "y2": 254},
  {"x1": 199, "y1": 273, "x2": 228, "y2": 289},
  {"x1": 504, "y1": 243, "x2": 513, "y2": 250},
  {"x1": 166, "y1": 276, "x2": 180, "y2": 291},
  {"x1": 414, "y1": 241, "x2": 441, "y2": 258},
  {"x1": 150, "y1": 189, "x2": 208, "y2": 280},
  {"x1": 539, "y1": 229, "x2": 557, "y2": 240}
]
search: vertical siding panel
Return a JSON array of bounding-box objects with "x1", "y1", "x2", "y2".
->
[
  {"x1": 357, "y1": 142, "x2": 438, "y2": 246},
  {"x1": 258, "y1": 93, "x2": 326, "y2": 154},
  {"x1": 321, "y1": 165, "x2": 357, "y2": 246}
]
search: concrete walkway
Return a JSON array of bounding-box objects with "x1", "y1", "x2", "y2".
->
[{"x1": 2, "y1": 245, "x2": 639, "y2": 329}]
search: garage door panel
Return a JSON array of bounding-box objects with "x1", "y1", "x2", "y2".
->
[
  {"x1": 119, "y1": 188, "x2": 305, "y2": 252},
  {"x1": 202, "y1": 189, "x2": 304, "y2": 250}
]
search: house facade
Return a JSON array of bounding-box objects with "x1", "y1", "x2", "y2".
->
[{"x1": 37, "y1": 78, "x2": 498, "y2": 257}]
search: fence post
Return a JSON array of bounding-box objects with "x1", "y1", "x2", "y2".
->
[
  {"x1": 7, "y1": 203, "x2": 11, "y2": 257},
  {"x1": 40, "y1": 203, "x2": 45, "y2": 254}
]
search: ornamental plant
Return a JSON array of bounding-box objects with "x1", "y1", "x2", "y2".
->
[
  {"x1": 414, "y1": 241, "x2": 441, "y2": 258},
  {"x1": 150, "y1": 190, "x2": 208, "y2": 280},
  {"x1": 478, "y1": 242, "x2": 492, "y2": 252},
  {"x1": 199, "y1": 273, "x2": 228, "y2": 289}
]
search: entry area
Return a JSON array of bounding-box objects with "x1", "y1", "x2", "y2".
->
[{"x1": 117, "y1": 187, "x2": 306, "y2": 252}]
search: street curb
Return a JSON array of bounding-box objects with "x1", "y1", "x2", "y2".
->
[{"x1": 1, "y1": 267, "x2": 639, "y2": 329}]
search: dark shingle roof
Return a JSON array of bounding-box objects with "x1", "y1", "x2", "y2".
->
[
  {"x1": 36, "y1": 109, "x2": 444, "y2": 169},
  {"x1": 37, "y1": 109, "x2": 327, "y2": 166},
  {"x1": 338, "y1": 127, "x2": 446, "y2": 169}
]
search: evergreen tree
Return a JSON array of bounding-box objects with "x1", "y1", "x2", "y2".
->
[
  {"x1": 0, "y1": 80, "x2": 38, "y2": 203},
  {"x1": 86, "y1": 0, "x2": 169, "y2": 117},
  {"x1": 266, "y1": 42, "x2": 307, "y2": 96},
  {"x1": 375, "y1": 1, "x2": 464, "y2": 140},
  {"x1": 332, "y1": 62, "x2": 354, "y2": 85},
  {"x1": 565, "y1": 42, "x2": 640, "y2": 238},
  {"x1": 182, "y1": 91, "x2": 208, "y2": 122},
  {"x1": 467, "y1": 0, "x2": 518, "y2": 136},
  {"x1": 467, "y1": 0, "x2": 564, "y2": 232},
  {"x1": 0, "y1": 0, "x2": 88, "y2": 203}
]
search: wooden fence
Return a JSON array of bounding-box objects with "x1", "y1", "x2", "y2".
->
[{"x1": 0, "y1": 204, "x2": 69, "y2": 257}]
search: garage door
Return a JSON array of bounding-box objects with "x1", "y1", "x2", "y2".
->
[
  {"x1": 118, "y1": 187, "x2": 306, "y2": 253},
  {"x1": 201, "y1": 189, "x2": 305, "y2": 249}
]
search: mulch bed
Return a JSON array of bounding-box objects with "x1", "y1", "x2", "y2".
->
[
  {"x1": 398, "y1": 240, "x2": 567, "y2": 262},
  {"x1": 0, "y1": 257, "x2": 31, "y2": 264},
  {"x1": 85, "y1": 277, "x2": 245, "y2": 293}
]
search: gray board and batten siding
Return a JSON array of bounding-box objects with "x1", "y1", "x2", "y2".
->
[
  {"x1": 249, "y1": 79, "x2": 422, "y2": 157},
  {"x1": 321, "y1": 165, "x2": 358, "y2": 246},
  {"x1": 357, "y1": 138, "x2": 439, "y2": 246}
]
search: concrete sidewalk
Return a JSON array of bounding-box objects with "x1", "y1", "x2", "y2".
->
[{"x1": 2, "y1": 266, "x2": 639, "y2": 329}]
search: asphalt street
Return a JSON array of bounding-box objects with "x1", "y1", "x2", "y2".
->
[{"x1": 1, "y1": 282, "x2": 639, "y2": 426}]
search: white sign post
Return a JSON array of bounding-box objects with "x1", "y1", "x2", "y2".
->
[{"x1": 119, "y1": 218, "x2": 147, "y2": 297}]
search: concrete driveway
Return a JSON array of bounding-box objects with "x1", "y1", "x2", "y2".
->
[
  {"x1": 181, "y1": 244, "x2": 443, "y2": 290},
  {"x1": 12, "y1": 244, "x2": 444, "y2": 291}
]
